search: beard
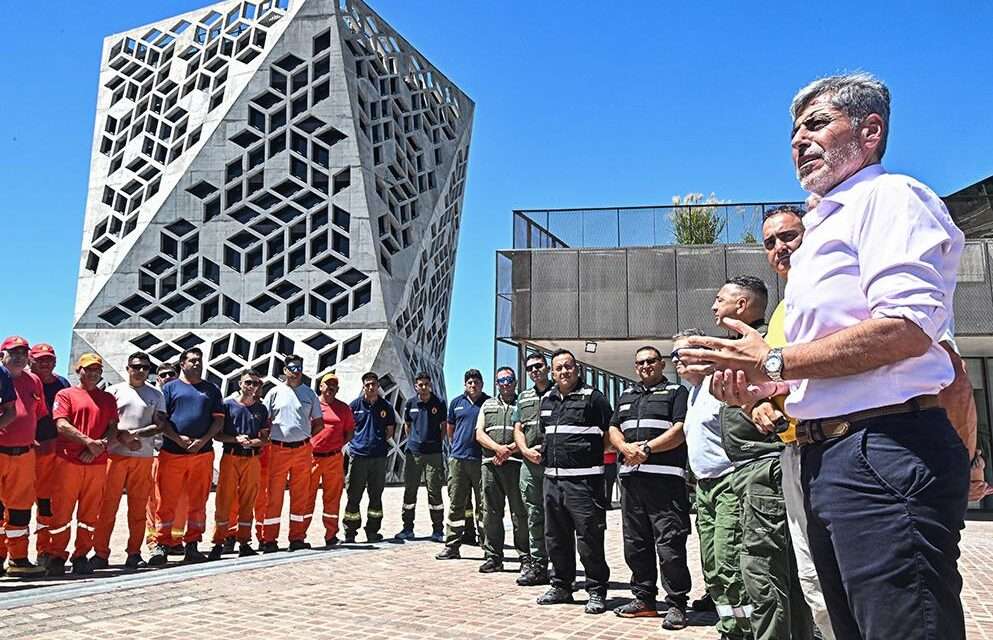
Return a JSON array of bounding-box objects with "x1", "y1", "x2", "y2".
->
[{"x1": 797, "y1": 139, "x2": 863, "y2": 195}]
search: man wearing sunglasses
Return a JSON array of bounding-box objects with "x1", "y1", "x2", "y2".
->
[
  {"x1": 144, "y1": 363, "x2": 187, "y2": 557},
  {"x1": 608, "y1": 346, "x2": 691, "y2": 630},
  {"x1": 512, "y1": 353, "x2": 552, "y2": 586},
  {"x1": 93, "y1": 352, "x2": 171, "y2": 570},
  {"x1": 261, "y1": 355, "x2": 322, "y2": 552},
  {"x1": 436, "y1": 369, "x2": 489, "y2": 560},
  {"x1": 210, "y1": 369, "x2": 269, "y2": 559},
  {"x1": 474, "y1": 367, "x2": 528, "y2": 574},
  {"x1": 344, "y1": 372, "x2": 396, "y2": 543}
]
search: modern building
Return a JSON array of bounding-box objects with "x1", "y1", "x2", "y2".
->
[
  {"x1": 496, "y1": 187, "x2": 993, "y2": 511},
  {"x1": 71, "y1": 0, "x2": 473, "y2": 482}
]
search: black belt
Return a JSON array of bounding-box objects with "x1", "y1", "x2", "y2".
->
[
  {"x1": 314, "y1": 449, "x2": 341, "y2": 458},
  {"x1": 0, "y1": 445, "x2": 32, "y2": 456},
  {"x1": 796, "y1": 395, "x2": 941, "y2": 446},
  {"x1": 223, "y1": 445, "x2": 261, "y2": 457},
  {"x1": 271, "y1": 439, "x2": 310, "y2": 449}
]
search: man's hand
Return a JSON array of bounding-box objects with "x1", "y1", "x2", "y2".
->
[
  {"x1": 710, "y1": 370, "x2": 782, "y2": 407},
  {"x1": 751, "y1": 402, "x2": 785, "y2": 435},
  {"x1": 622, "y1": 442, "x2": 647, "y2": 465},
  {"x1": 85, "y1": 438, "x2": 106, "y2": 458},
  {"x1": 677, "y1": 318, "x2": 772, "y2": 383},
  {"x1": 188, "y1": 437, "x2": 209, "y2": 453},
  {"x1": 235, "y1": 434, "x2": 251, "y2": 447},
  {"x1": 521, "y1": 444, "x2": 542, "y2": 464},
  {"x1": 970, "y1": 453, "x2": 993, "y2": 501}
]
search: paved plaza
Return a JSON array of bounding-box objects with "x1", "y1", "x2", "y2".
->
[{"x1": 1, "y1": 486, "x2": 990, "y2": 639}]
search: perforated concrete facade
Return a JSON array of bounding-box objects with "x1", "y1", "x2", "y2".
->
[{"x1": 72, "y1": 0, "x2": 473, "y2": 480}]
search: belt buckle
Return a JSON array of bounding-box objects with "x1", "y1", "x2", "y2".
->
[{"x1": 827, "y1": 420, "x2": 850, "y2": 440}]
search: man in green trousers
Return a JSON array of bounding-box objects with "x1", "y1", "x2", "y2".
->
[{"x1": 513, "y1": 353, "x2": 551, "y2": 586}]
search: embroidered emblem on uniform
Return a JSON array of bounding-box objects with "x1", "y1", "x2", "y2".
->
[
  {"x1": 379, "y1": 409, "x2": 387, "y2": 418},
  {"x1": 431, "y1": 407, "x2": 438, "y2": 414}
]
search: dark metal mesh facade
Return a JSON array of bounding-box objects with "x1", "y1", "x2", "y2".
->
[
  {"x1": 676, "y1": 247, "x2": 726, "y2": 335},
  {"x1": 954, "y1": 243, "x2": 993, "y2": 334},
  {"x1": 530, "y1": 251, "x2": 579, "y2": 338},
  {"x1": 627, "y1": 248, "x2": 678, "y2": 338},
  {"x1": 579, "y1": 251, "x2": 628, "y2": 338}
]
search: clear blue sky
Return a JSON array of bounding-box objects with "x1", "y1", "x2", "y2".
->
[{"x1": 2, "y1": 1, "x2": 992, "y2": 396}]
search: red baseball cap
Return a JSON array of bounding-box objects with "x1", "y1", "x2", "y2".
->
[
  {"x1": 1, "y1": 336, "x2": 29, "y2": 351},
  {"x1": 29, "y1": 343, "x2": 57, "y2": 359}
]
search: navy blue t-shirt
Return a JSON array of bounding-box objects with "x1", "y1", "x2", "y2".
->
[
  {"x1": 0, "y1": 366, "x2": 14, "y2": 404},
  {"x1": 447, "y1": 392, "x2": 489, "y2": 461},
  {"x1": 224, "y1": 398, "x2": 269, "y2": 438},
  {"x1": 403, "y1": 393, "x2": 447, "y2": 455},
  {"x1": 162, "y1": 378, "x2": 224, "y2": 454},
  {"x1": 37, "y1": 374, "x2": 70, "y2": 442},
  {"x1": 349, "y1": 395, "x2": 396, "y2": 458}
]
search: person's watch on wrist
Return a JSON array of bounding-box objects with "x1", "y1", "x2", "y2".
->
[
  {"x1": 641, "y1": 442, "x2": 652, "y2": 457},
  {"x1": 763, "y1": 347, "x2": 785, "y2": 382}
]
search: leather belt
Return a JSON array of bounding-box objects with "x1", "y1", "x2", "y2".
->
[
  {"x1": 223, "y1": 445, "x2": 261, "y2": 457},
  {"x1": 314, "y1": 449, "x2": 341, "y2": 458},
  {"x1": 271, "y1": 439, "x2": 310, "y2": 449},
  {"x1": 796, "y1": 395, "x2": 940, "y2": 447},
  {"x1": 0, "y1": 445, "x2": 32, "y2": 456}
]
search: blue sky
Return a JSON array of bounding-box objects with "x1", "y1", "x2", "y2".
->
[{"x1": 2, "y1": 1, "x2": 992, "y2": 396}]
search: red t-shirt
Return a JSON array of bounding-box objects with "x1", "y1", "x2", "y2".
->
[
  {"x1": 312, "y1": 398, "x2": 355, "y2": 453},
  {"x1": 52, "y1": 386, "x2": 117, "y2": 465},
  {"x1": 0, "y1": 371, "x2": 47, "y2": 447}
]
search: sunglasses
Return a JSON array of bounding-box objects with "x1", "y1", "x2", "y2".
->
[
  {"x1": 129, "y1": 363, "x2": 151, "y2": 371},
  {"x1": 762, "y1": 229, "x2": 801, "y2": 250},
  {"x1": 158, "y1": 371, "x2": 177, "y2": 378},
  {"x1": 669, "y1": 350, "x2": 682, "y2": 363},
  {"x1": 525, "y1": 363, "x2": 545, "y2": 372},
  {"x1": 635, "y1": 357, "x2": 659, "y2": 367},
  {"x1": 496, "y1": 376, "x2": 515, "y2": 385},
  {"x1": 243, "y1": 379, "x2": 261, "y2": 386},
  {"x1": 285, "y1": 365, "x2": 303, "y2": 373}
]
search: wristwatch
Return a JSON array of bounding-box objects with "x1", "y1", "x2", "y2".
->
[
  {"x1": 641, "y1": 443, "x2": 652, "y2": 457},
  {"x1": 763, "y1": 347, "x2": 785, "y2": 382}
]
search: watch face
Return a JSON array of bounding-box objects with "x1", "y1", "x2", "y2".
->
[{"x1": 766, "y1": 353, "x2": 783, "y2": 373}]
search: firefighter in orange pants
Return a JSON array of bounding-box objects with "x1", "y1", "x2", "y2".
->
[
  {"x1": 92, "y1": 352, "x2": 168, "y2": 570},
  {"x1": 27, "y1": 342, "x2": 69, "y2": 566},
  {"x1": 309, "y1": 373, "x2": 354, "y2": 547},
  {"x1": 49, "y1": 353, "x2": 122, "y2": 576},
  {"x1": 149, "y1": 347, "x2": 225, "y2": 566},
  {"x1": 209, "y1": 369, "x2": 269, "y2": 560},
  {"x1": 144, "y1": 364, "x2": 189, "y2": 555},
  {"x1": 0, "y1": 337, "x2": 48, "y2": 576},
  {"x1": 260, "y1": 356, "x2": 323, "y2": 552}
]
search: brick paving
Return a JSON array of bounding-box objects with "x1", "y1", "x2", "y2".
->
[{"x1": 1, "y1": 486, "x2": 991, "y2": 638}]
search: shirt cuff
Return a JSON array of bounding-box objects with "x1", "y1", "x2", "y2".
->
[{"x1": 872, "y1": 305, "x2": 942, "y2": 341}]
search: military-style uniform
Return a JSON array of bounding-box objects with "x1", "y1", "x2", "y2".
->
[
  {"x1": 442, "y1": 392, "x2": 488, "y2": 550},
  {"x1": 513, "y1": 384, "x2": 550, "y2": 573},
  {"x1": 720, "y1": 321, "x2": 815, "y2": 640},
  {"x1": 541, "y1": 381, "x2": 613, "y2": 597},
  {"x1": 400, "y1": 393, "x2": 447, "y2": 535},
  {"x1": 611, "y1": 379, "x2": 692, "y2": 610},
  {"x1": 343, "y1": 394, "x2": 396, "y2": 540},
  {"x1": 478, "y1": 394, "x2": 528, "y2": 564}
]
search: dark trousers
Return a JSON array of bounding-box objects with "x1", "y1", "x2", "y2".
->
[
  {"x1": 603, "y1": 461, "x2": 618, "y2": 507},
  {"x1": 801, "y1": 409, "x2": 969, "y2": 640},
  {"x1": 619, "y1": 474, "x2": 691, "y2": 608},
  {"x1": 342, "y1": 455, "x2": 386, "y2": 537},
  {"x1": 544, "y1": 475, "x2": 609, "y2": 595}
]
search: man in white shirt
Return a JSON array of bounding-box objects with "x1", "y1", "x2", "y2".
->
[{"x1": 678, "y1": 72, "x2": 969, "y2": 640}]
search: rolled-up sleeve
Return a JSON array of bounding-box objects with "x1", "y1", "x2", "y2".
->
[{"x1": 857, "y1": 182, "x2": 959, "y2": 341}]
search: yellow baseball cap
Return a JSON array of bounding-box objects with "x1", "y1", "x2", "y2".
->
[
  {"x1": 76, "y1": 353, "x2": 104, "y2": 370},
  {"x1": 320, "y1": 372, "x2": 339, "y2": 385}
]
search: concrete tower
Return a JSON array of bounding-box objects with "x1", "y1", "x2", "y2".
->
[{"x1": 71, "y1": 0, "x2": 473, "y2": 481}]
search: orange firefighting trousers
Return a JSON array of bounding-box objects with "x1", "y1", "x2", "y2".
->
[
  {"x1": 213, "y1": 453, "x2": 261, "y2": 544},
  {"x1": 309, "y1": 453, "x2": 344, "y2": 540},
  {"x1": 262, "y1": 443, "x2": 313, "y2": 543},
  {"x1": 50, "y1": 457, "x2": 106, "y2": 561},
  {"x1": 155, "y1": 450, "x2": 213, "y2": 545},
  {"x1": 34, "y1": 449, "x2": 56, "y2": 556},
  {"x1": 94, "y1": 455, "x2": 154, "y2": 558},
  {"x1": 0, "y1": 449, "x2": 36, "y2": 560}
]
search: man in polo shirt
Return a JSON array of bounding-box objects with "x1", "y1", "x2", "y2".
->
[
  {"x1": 50, "y1": 353, "x2": 121, "y2": 576},
  {"x1": 310, "y1": 372, "x2": 354, "y2": 547},
  {"x1": 92, "y1": 352, "x2": 169, "y2": 570},
  {"x1": 150, "y1": 347, "x2": 224, "y2": 566},
  {"x1": 475, "y1": 367, "x2": 528, "y2": 574},
  {"x1": 395, "y1": 371, "x2": 446, "y2": 542},
  {"x1": 343, "y1": 372, "x2": 395, "y2": 543},
  {"x1": 609, "y1": 346, "x2": 692, "y2": 630},
  {"x1": 210, "y1": 369, "x2": 269, "y2": 559},
  {"x1": 535, "y1": 349, "x2": 614, "y2": 615},
  {"x1": 435, "y1": 369, "x2": 489, "y2": 560},
  {"x1": 27, "y1": 342, "x2": 69, "y2": 566},
  {"x1": 261, "y1": 355, "x2": 322, "y2": 553},
  {"x1": 0, "y1": 336, "x2": 47, "y2": 576}
]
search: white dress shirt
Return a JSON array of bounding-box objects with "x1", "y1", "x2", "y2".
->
[{"x1": 783, "y1": 164, "x2": 964, "y2": 419}]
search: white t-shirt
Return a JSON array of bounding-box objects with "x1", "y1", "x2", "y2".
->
[
  {"x1": 264, "y1": 382, "x2": 322, "y2": 442},
  {"x1": 107, "y1": 382, "x2": 166, "y2": 458},
  {"x1": 682, "y1": 377, "x2": 733, "y2": 480}
]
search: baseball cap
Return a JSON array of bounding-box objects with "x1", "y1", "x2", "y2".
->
[
  {"x1": 320, "y1": 372, "x2": 339, "y2": 385},
  {"x1": 29, "y1": 343, "x2": 56, "y2": 359},
  {"x1": 1, "y1": 336, "x2": 29, "y2": 351},
  {"x1": 76, "y1": 353, "x2": 104, "y2": 370}
]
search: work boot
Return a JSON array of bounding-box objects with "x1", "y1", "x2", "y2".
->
[
  {"x1": 435, "y1": 546, "x2": 461, "y2": 560},
  {"x1": 517, "y1": 560, "x2": 549, "y2": 586},
  {"x1": 260, "y1": 541, "x2": 279, "y2": 554},
  {"x1": 70, "y1": 556, "x2": 93, "y2": 575},
  {"x1": 208, "y1": 544, "x2": 224, "y2": 561},
  {"x1": 222, "y1": 536, "x2": 236, "y2": 554},
  {"x1": 478, "y1": 558, "x2": 503, "y2": 573},
  {"x1": 325, "y1": 536, "x2": 340, "y2": 548},
  {"x1": 585, "y1": 592, "x2": 607, "y2": 615},
  {"x1": 183, "y1": 542, "x2": 207, "y2": 563},
  {"x1": 288, "y1": 540, "x2": 312, "y2": 552},
  {"x1": 366, "y1": 532, "x2": 384, "y2": 543},
  {"x1": 124, "y1": 554, "x2": 147, "y2": 570},
  {"x1": 343, "y1": 532, "x2": 356, "y2": 544},
  {"x1": 148, "y1": 545, "x2": 168, "y2": 566},
  {"x1": 394, "y1": 528, "x2": 415, "y2": 541},
  {"x1": 167, "y1": 544, "x2": 185, "y2": 556},
  {"x1": 660, "y1": 605, "x2": 688, "y2": 630},
  {"x1": 430, "y1": 530, "x2": 444, "y2": 543},
  {"x1": 88, "y1": 555, "x2": 109, "y2": 570},
  {"x1": 46, "y1": 558, "x2": 67, "y2": 576},
  {"x1": 536, "y1": 586, "x2": 574, "y2": 605},
  {"x1": 239, "y1": 543, "x2": 258, "y2": 557},
  {"x1": 691, "y1": 593, "x2": 715, "y2": 612},
  {"x1": 36, "y1": 553, "x2": 50, "y2": 570},
  {"x1": 614, "y1": 598, "x2": 658, "y2": 618},
  {"x1": 6, "y1": 558, "x2": 45, "y2": 577}
]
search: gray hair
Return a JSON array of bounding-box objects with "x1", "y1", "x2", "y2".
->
[
  {"x1": 790, "y1": 72, "x2": 891, "y2": 158},
  {"x1": 672, "y1": 328, "x2": 705, "y2": 341}
]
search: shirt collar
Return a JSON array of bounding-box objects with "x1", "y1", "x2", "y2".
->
[
  {"x1": 805, "y1": 163, "x2": 886, "y2": 228},
  {"x1": 636, "y1": 377, "x2": 669, "y2": 393}
]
